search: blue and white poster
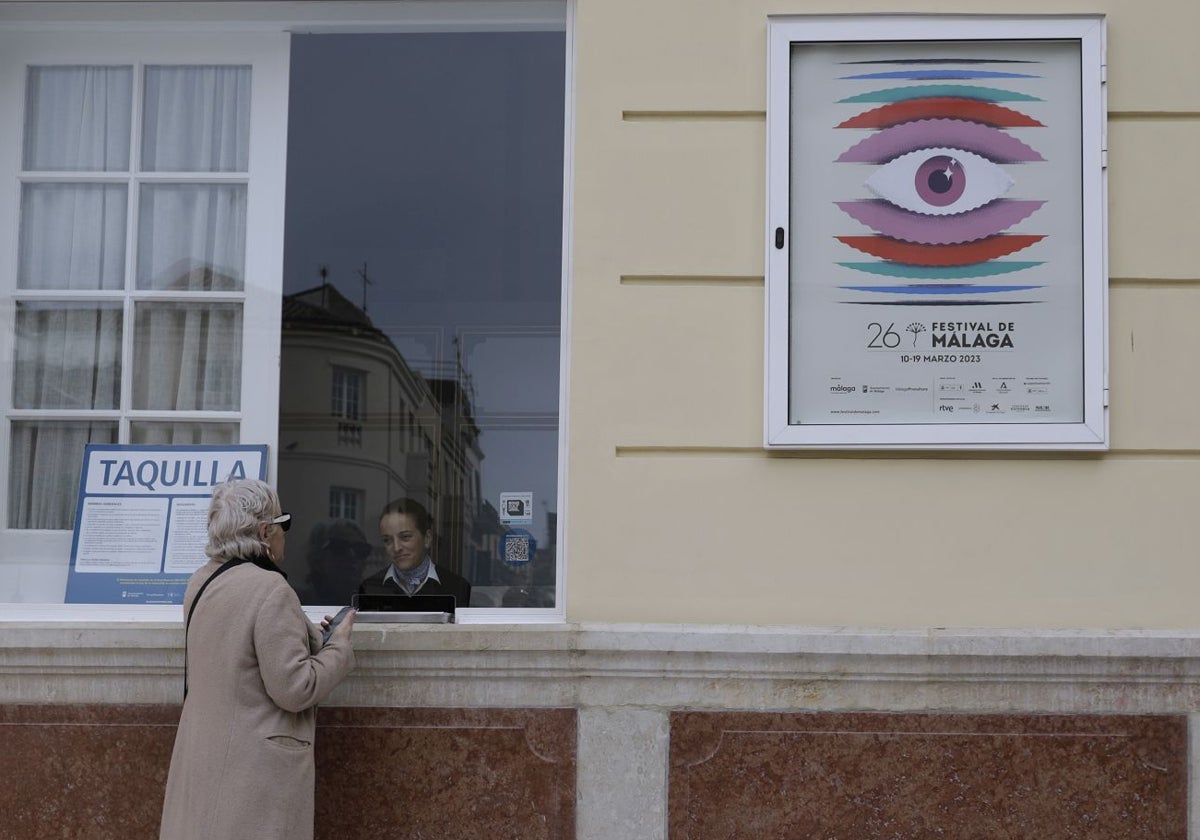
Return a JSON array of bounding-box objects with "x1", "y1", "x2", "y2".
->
[{"x1": 64, "y1": 444, "x2": 268, "y2": 605}]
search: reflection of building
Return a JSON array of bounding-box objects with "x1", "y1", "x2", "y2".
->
[
  {"x1": 277, "y1": 283, "x2": 480, "y2": 592},
  {"x1": 426, "y1": 376, "x2": 490, "y2": 584}
]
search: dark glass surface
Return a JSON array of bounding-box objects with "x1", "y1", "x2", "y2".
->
[{"x1": 278, "y1": 32, "x2": 564, "y2": 608}]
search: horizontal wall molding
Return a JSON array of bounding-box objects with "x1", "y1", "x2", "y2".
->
[
  {"x1": 1111, "y1": 276, "x2": 1200, "y2": 287},
  {"x1": 3, "y1": 623, "x2": 1200, "y2": 713},
  {"x1": 615, "y1": 446, "x2": 1200, "y2": 460},
  {"x1": 619, "y1": 274, "x2": 763, "y2": 286},
  {"x1": 1109, "y1": 110, "x2": 1200, "y2": 120},
  {"x1": 622, "y1": 110, "x2": 765, "y2": 121}
]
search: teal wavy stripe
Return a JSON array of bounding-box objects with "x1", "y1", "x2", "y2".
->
[
  {"x1": 838, "y1": 261, "x2": 1043, "y2": 279},
  {"x1": 838, "y1": 85, "x2": 1043, "y2": 103}
]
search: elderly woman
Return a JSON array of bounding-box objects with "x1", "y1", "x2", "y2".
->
[{"x1": 159, "y1": 479, "x2": 355, "y2": 840}]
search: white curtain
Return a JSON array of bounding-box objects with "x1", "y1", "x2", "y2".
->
[
  {"x1": 10, "y1": 64, "x2": 250, "y2": 528},
  {"x1": 133, "y1": 65, "x2": 250, "y2": 440},
  {"x1": 140, "y1": 64, "x2": 250, "y2": 173},
  {"x1": 11, "y1": 67, "x2": 130, "y2": 528},
  {"x1": 10, "y1": 300, "x2": 121, "y2": 527},
  {"x1": 14, "y1": 303, "x2": 122, "y2": 411},
  {"x1": 20, "y1": 184, "x2": 127, "y2": 290},
  {"x1": 130, "y1": 422, "x2": 237, "y2": 446},
  {"x1": 23, "y1": 64, "x2": 131, "y2": 171},
  {"x1": 9, "y1": 422, "x2": 117, "y2": 529},
  {"x1": 133, "y1": 302, "x2": 242, "y2": 412},
  {"x1": 137, "y1": 184, "x2": 246, "y2": 291}
]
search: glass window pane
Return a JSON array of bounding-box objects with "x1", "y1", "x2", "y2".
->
[
  {"x1": 23, "y1": 65, "x2": 131, "y2": 171},
  {"x1": 9, "y1": 421, "x2": 118, "y2": 529},
  {"x1": 14, "y1": 302, "x2": 122, "y2": 409},
  {"x1": 459, "y1": 427, "x2": 557, "y2": 609},
  {"x1": 133, "y1": 302, "x2": 242, "y2": 410},
  {"x1": 279, "y1": 32, "x2": 564, "y2": 608},
  {"x1": 291, "y1": 513, "x2": 375, "y2": 606},
  {"x1": 129, "y1": 421, "x2": 239, "y2": 445},
  {"x1": 141, "y1": 65, "x2": 250, "y2": 172},
  {"x1": 19, "y1": 183, "x2": 127, "y2": 290},
  {"x1": 137, "y1": 184, "x2": 246, "y2": 290},
  {"x1": 461, "y1": 331, "x2": 560, "y2": 414}
]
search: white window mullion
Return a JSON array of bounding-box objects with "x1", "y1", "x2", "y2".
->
[
  {"x1": 121, "y1": 59, "x2": 143, "y2": 439},
  {"x1": 121, "y1": 180, "x2": 137, "y2": 437},
  {"x1": 237, "y1": 31, "x2": 290, "y2": 475},
  {"x1": 0, "y1": 39, "x2": 25, "y2": 535}
]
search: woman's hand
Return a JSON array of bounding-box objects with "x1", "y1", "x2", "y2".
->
[
  {"x1": 333, "y1": 609, "x2": 356, "y2": 637},
  {"x1": 320, "y1": 607, "x2": 356, "y2": 642}
]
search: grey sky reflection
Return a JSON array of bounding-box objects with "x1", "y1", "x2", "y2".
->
[{"x1": 282, "y1": 31, "x2": 565, "y2": 550}]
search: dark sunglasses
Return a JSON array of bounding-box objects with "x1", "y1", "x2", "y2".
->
[{"x1": 272, "y1": 512, "x2": 292, "y2": 532}]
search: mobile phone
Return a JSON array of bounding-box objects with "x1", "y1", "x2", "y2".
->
[{"x1": 321, "y1": 605, "x2": 355, "y2": 645}]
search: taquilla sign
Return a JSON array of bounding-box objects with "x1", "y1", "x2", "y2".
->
[{"x1": 66, "y1": 444, "x2": 268, "y2": 605}]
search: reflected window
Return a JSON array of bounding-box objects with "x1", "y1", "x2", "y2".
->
[
  {"x1": 331, "y1": 367, "x2": 363, "y2": 421},
  {"x1": 329, "y1": 486, "x2": 363, "y2": 524},
  {"x1": 278, "y1": 32, "x2": 564, "y2": 609}
]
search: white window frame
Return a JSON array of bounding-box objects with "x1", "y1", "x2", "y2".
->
[
  {"x1": 0, "y1": 27, "x2": 289, "y2": 603},
  {"x1": 764, "y1": 15, "x2": 1108, "y2": 450},
  {"x1": 0, "y1": 1, "x2": 575, "y2": 623}
]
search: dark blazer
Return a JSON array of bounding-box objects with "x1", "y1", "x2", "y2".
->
[{"x1": 358, "y1": 564, "x2": 472, "y2": 608}]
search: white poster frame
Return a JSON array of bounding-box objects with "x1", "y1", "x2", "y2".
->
[{"x1": 765, "y1": 15, "x2": 1107, "y2": 450}]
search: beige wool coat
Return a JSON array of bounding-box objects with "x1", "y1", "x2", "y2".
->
[{"x1": 159, "y1": 557, "x2": 355, "y2": 840}]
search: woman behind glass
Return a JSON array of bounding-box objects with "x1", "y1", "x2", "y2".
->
[
  {"x1": 358, "y1": 497, "x2": 471, "y2": 607},
  {"x1": 159, "y1": 478, "x2": 355, "y2": 840}
]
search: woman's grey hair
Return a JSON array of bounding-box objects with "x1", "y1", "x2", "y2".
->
[{"x1": 205, "y1": 478, "x2": 281, "y2": 561}]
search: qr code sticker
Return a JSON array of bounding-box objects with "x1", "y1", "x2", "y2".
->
[{"x1": 503, "y1": 535, "x2": 531, "y2": 565}]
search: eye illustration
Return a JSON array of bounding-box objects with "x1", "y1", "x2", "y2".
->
[
  {"x1": 865, "y1": 148, "x2": 1013, "y2": 216},
  {"x1": 839, "y1": 68, "x2": 1038, "y2": 82},
  {"x1": 837, "y1": 118, "x2": 1043, "y2": 164},
  {"x1": 836, "y1": 98, "x2": 1044, "y2": 130},
  {"x1": 838, "y1": 83, "x2": 1041, "y2": 105},
  {"x1": 835, "y1": 196, "x2": 1043, "y2": 246},
  {"x1": 830, "y1": 68, "x2": 1049, "y2": 304}
]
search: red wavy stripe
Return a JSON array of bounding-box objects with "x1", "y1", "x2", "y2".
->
[
  {"x1": 837, "y1": 98, "x2": 1045, "y2": 129},
  {"x1": 836, "y1": 234, "x2": 1046, "y2": 266}
]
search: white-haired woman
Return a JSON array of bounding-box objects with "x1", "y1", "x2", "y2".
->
[{"x1": 159, "y1": 479, "x2": 355, "y2": 840}]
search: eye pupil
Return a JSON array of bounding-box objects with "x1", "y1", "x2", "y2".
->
[{"x1": 927, "y1": 168, "x2": 953, "y2": 194}]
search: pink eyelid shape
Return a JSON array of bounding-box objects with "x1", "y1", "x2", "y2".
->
[
  {"x1": 836, "y1": 118, "x2": 1045, "y2": 164},
  {"x1": 835, "y1": 199, "x2": 1046, "y2": 245}
]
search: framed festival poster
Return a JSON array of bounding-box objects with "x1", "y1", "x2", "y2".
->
[{"x1": 765, "y1": 16, "x2": 1108, "y2": 449}]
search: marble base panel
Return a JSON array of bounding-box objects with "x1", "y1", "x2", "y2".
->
[
  {"x1": 669, "y1": 712, "x2": 1188, "y2": 840},
  {"x1": 0, "y1": 705, "x2": 576, "y2": 840},
  {"x1": 315, "y1": 707, "x2": 576, "y2": 840},
  {"x1": 0, "y1": 705, "x2": 178, "y2": 840}
]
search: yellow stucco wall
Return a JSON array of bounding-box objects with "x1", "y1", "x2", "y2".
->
[{"x1": 565, "y1": 0, "x2": 1200, "y2": 626}]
